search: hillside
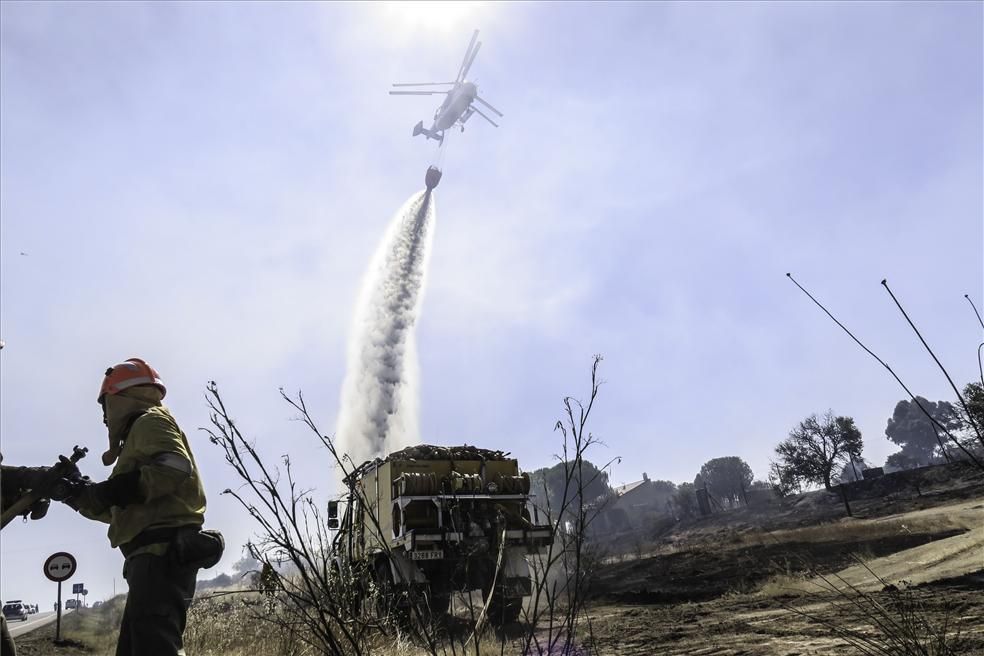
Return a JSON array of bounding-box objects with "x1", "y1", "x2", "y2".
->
[{"x1": 586, "y1": 461, "x2": 984, "y2": 654}]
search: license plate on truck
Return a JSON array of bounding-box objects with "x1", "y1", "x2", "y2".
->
[{"x1": 411, "y1": 550, "x2": 443, "y2": 561}]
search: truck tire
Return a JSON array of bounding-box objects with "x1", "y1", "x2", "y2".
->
[
  {"x1": 333, "y1": 563, "x2": 361, "y2": 618},
  {"x1": 490, "y1": 598, "x2": 522, "y2": 626},
  {"x1": 373, "y1": 559, "x2": 410, "y2": 627},
  {"x1": 483, "y1": 587, "x2": 522, "y2": 626},
  {"x1": 428, "y1": 593, "x2": 451, "y2": 616}
]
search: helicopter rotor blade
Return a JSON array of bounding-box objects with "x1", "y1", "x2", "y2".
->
[
  {"x1": 460, "y1": 40, "x2": 482, "y2": 82},
  {"x1": 389, "y1": 91, "x2": 444, "y2": 96},
  {"x1": 472, "y1": 106, "x2": 499, "y2": 128},
  {"x1": 456, "y1": 30, "x2": 480, "y2": 82},
  {"x1": 474, "y1": 96, "x2": 503, "y2": 117},
  {"x1": 392, "y1": 82, "x2": 456, "y2": 87}
]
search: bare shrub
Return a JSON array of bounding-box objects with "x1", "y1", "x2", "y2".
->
[
  {"x1": 203, "y1": 384, "x2": 373, "y2": 655},
  {"x1": 203, "y1": 356, "x2": 612, "y2": 655},
  {"x1": 782, "y1": 557, "x2": 966, "y2": 655},
  {"x1": 523, "y1": 355, "x2": 614, "y2": 656}
]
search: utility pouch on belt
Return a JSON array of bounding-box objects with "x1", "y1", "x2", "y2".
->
[{"x1": 172, "y1": 529, "x2": 225, "y2": 570}]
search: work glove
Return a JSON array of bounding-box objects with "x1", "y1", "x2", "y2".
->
[
  {"x1": 29, "y1": 498, "x2": 50, "y2": 520},
  {"x1": 47, "y1": 458, "x2": 90, "y2": 502},
  {"x1": 63, "y1": 469, "x2": 144, "y2": 514},
  {"x1": 49, "y1": 474, "x2": 92, "y2": 502},
  {"x1": 54, "y1": 455, "x2": 83, "y2": 480},
  {"x1": 10, "y1": 497, "x2": 50, "y2": 521}
]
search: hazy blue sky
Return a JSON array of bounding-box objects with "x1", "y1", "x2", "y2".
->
[{"x1": 2, "y1": 1, "x2": 981, "y2": 606}]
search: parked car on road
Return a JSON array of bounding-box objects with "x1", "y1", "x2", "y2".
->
[
  {"x1": 2, "y1": 603, "x2": 29, "y2": 622},
  {"x1": 64, "y1": 599, "x2": 78, "y2": 609}
]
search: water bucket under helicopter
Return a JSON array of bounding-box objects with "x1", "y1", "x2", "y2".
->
[{"x1": 425, "y1": 166, "x2": 442, "y2": 190}]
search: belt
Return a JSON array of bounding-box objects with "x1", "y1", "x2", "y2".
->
[{"x1": 119, "y1": 526, "x2": 184, "y2": 558}]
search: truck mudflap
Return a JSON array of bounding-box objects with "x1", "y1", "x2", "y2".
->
[
  {"x1": 495, "y1": 550, "x2": 532, "y2": 597},
  {"x1": 503, "y1": 548, "x2": 529, "y2": 578}
]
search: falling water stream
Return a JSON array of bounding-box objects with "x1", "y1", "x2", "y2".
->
[{"x1": 335, "y1": 190, "x2": 436, "y2": 469}]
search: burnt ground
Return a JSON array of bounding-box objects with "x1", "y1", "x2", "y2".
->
[
  {"x1": 580, "y1": 462, "x2": 984, "y2": 655},
  {"x1": 591, "y1": 529, "x2": 966, "y2": 605},
  {"x1": 586, "y1": 575, "x2": 984, "y2": 656}
]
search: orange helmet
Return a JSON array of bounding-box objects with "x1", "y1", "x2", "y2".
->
[{"x1": 98, "y1": 358, "x2": 166, "y2": 403}]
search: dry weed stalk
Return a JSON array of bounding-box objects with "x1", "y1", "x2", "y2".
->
[
  {"x1": 780, "y1": 555, "x2": 964, "y2": 656},
  {"x1": 203, "y1": 356, "x2": 610, "y2": 656},
  {"x1": 203, "y1": 383, "x2": 369, "y2": 654},
  {"x1": 524, "y1": 354, "x2": 613, "y2": 656}
]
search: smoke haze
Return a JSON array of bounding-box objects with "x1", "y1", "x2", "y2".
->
[{"x1": 335, "y1": 190, "x2": 436, "y2": 470}]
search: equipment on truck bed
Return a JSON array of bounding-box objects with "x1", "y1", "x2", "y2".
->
[{"x1": 331, "y1": 444, "x2": 551, "y2": 625}]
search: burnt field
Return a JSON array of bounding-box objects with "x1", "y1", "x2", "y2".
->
[
  {"x1": 587, "y1": 574, "x2": 984, "y2": 656},
  {"x1": 585, "y1": 461, "x2": 984, "y2": 655},
  {"x1": 592, "y1": 528, "x2": 967, "y2": 604}
]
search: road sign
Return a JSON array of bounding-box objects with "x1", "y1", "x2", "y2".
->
[
  {"x1": 45, "y1": 552, "x2": 77, "y2": 642},
  {"x1": 72, "y1": 583, "x2": 84, "y2": 594},
  {"x1": 43, "y1": 552, "x2": 77, "y2": 583}
]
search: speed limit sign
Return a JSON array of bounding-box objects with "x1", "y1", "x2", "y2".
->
[{"x1": 44, "y1": 552, "x2": 77, "y2": 582}]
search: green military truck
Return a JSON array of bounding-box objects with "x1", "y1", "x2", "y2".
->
[{"x1": 330, "y1": 445, "x2": 552, "y2": 625}]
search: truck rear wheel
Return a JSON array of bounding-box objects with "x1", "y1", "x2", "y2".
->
[
  {"x1": 483, "y1": 588, "x2": 522, "y2": 626},
  {"x1": 488, "y1": 598, "x2": 522, "y2": 626},
  {"x1": 372, "y1": 559, "x2": 408, "y2": 626},
  {"x1": 428, "y1": 593, "x2": 451, "y2": 616}
]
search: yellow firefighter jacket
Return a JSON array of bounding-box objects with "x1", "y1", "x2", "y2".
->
[{"x1": 79, "y1": 406, "x2": 206, "y2": 553}]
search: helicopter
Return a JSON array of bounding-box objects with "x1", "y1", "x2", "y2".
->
[{"x1": 390, "y1": 30, "x2": 503, "y2": 145}]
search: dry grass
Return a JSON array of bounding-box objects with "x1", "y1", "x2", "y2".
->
[
  {"x1": 58, "y1": 595, "x2": 126, "y2": 653},
  {"x1": 58, "y1": 590, "x2": 547, "y2": 656},
  {"x1": 58, "y1": 591, "x2": 290, "y2": 656},
  {"x1": 754, "y1": 572, "x2": 815, "y2": 598},
  {"x1": 780, "y1": 562, "x2": 967, "y2": 656},
  {"x1": 184, "y1": 593, "x2": 294, "y2": 655}
]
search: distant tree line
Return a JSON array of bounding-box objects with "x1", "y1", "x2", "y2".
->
[
  {"x1": 556, "y1": 382, "x2": 982, "y2": 527},
  {"x1": 766, "y1": 378, "x2": 984, "y2": 496}
]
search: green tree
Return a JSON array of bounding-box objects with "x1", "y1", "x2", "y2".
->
[
  {"x1": 670, "y1": 482, "x2": 697, "y2": 519},
  {"x1": 697, "y1": 456, "x2": 754, "y2": 506},
  {"x1": 768, "y1": 461, "x2": 800, "y2": 498},
  {"x1": 529, "y1": 459, "x2": 612, "y2": 519},
  {"x1": 884, "y1": 397, "x2": 961, "y2": 467},
  {"x1": 775, "y1": 411, "x2": 864, "y2": 491},
  {"x1": 962, "y1": 382, "x2": 984, "y2": 437}
]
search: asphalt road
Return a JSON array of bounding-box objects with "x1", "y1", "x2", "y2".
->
[{"x1": 7, "y1": 610, "x2": 72, "y2": 638}]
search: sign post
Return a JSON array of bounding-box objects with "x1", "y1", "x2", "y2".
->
[{"x1": 43, "y1": 552, "x2": 77, "y2": 643}]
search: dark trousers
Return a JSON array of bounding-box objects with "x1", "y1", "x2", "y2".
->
[
  {"x1": 116, "y1": 553, "x2": 197, "y2": 656},
  {"x1": 0, "y1": 616, "x2": 15, "y2": 656}
]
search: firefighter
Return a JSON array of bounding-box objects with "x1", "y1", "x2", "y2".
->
[
  {"x1": 1, "y1": 456, "x2": 57, "y2": 656},
  {"x1": 56, "y1": 358, "x2": 217, "y2": 656}
]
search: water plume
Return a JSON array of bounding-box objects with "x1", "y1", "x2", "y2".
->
[{"x1": 335, "y1": 190, "x2": 436, "y2": 469}]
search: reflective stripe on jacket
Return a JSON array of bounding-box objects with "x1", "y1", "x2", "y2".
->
[{"x1": 80, "y1": 406, "x2": 206, "y2": 548}]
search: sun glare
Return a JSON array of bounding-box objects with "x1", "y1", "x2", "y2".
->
[{"x1": 377, "y1": 1, "x2": 490, "y2": 38}]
